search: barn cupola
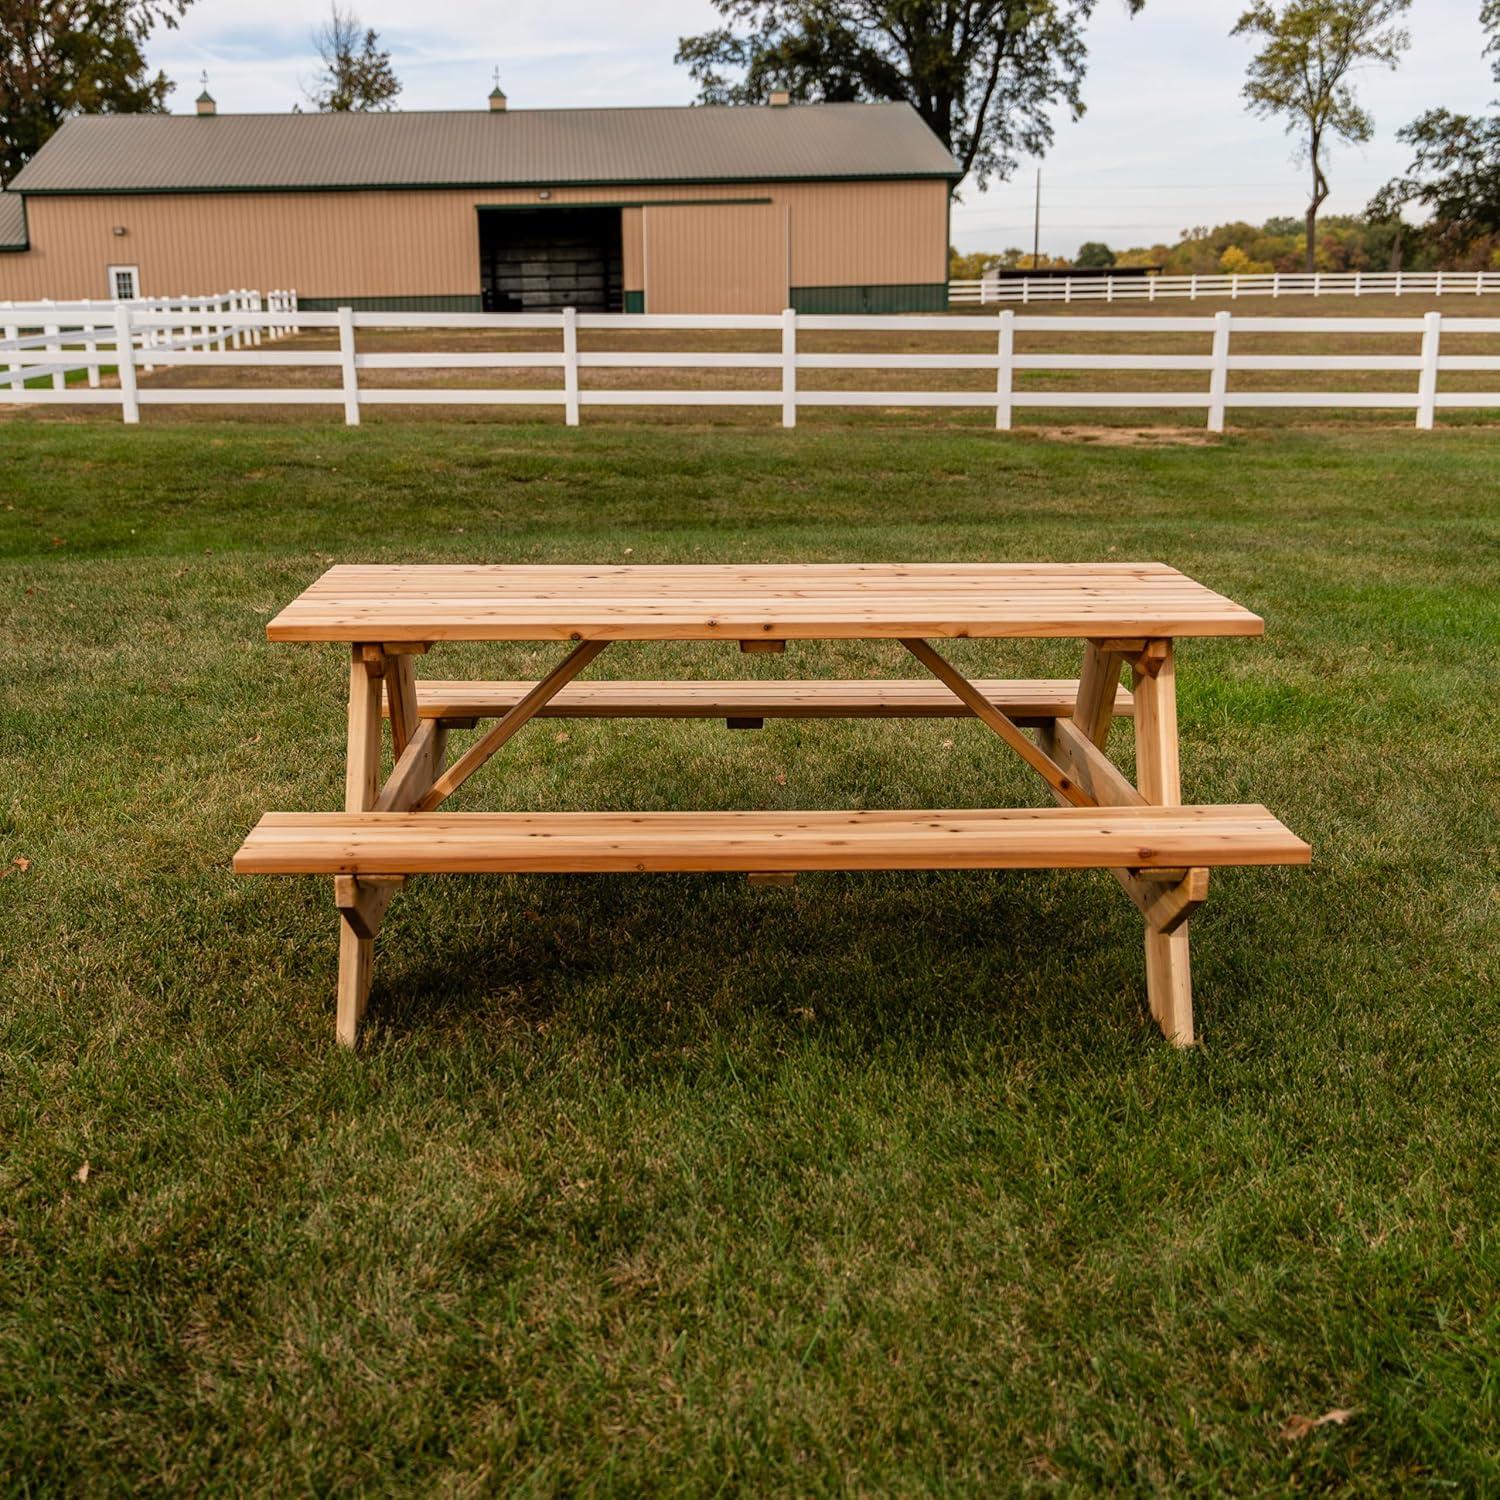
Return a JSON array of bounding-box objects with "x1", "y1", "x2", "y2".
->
[
  {"x1": 489, "y1": 69, "x2": 507, "y2": 112},
  {"x1": 196, "y1": 71, "x2": 216, "y2": 115}
]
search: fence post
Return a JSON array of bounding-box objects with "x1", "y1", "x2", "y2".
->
[
  {"x1": 561, "y1": 306, "x2": 580, "y2": 426},
  {"x1": 251, "y1": 291, "x2": 263, "y2": 346},
  {"x1": 4, "y1": 322, "x2": 18, "y2": 391},
  {"x1": 1416, "y1": 310, "x2": 1441, "y2": 430},
  {"x1": 1272, "y1": 273, "x2": 1280, "y2": 299},
  {"x1": 781, "y1": 306, "x2": 797, "y2": 429},
  {"x1": 1353, "y1": 271, "x2": 1362, "y2": 298},
  {"x1": 1434, "y1": 270, "x2": 1444, "y2": 297},
  {"x1": 85, "y1": 323, "x2": 100, "y2": 387},
  {"x1": 1148, "y1": 277, "x2": 1156, "y2": 303},
  {"x1": 45, "y1": 322, "x2": 64, "y2": 391},
  {"x1": 1189, "y1": 274, "x2": 1198, "y2": 300},
  {"x1": 995, "y1": 308, "x2": 1014, "y2": 431},
  {"x1": 1395, "y1": 270, "x2": 1403, "y2": 297},
  {"x1": 1064, "y1": 276, "x2": 1072, "y2": 304},
  {"x1": 113, "y1": 304, "x2": 140, "y2": 424},
  {"x1": 337, "y1": 305, "x2": 360, "y2": 426},
  {"x1": 1207, "y1": 310, "x2": 1231, "y2": 434}
]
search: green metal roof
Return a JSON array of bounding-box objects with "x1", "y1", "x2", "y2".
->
[
  {"x1": 0, "y1": 191, "x2": 27, "y2": 248},
  {"x1": 8, "y1": 102, "x2": 961, "y2": 195}
]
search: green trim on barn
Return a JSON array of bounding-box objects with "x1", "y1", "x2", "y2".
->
[
  {"x1": 790, "y1": 282, "x2": 949, "y2": 314},
  {"x1": 624, "y1": 290, "x2": 645, "y2": 314},
  {"x1": 297, "y1": 294, "x2": 483, "y2": 312}
]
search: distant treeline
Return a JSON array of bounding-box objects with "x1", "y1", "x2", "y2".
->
[{"x1": 951, "y1": 214, "x2": 1491, "y2": 279}]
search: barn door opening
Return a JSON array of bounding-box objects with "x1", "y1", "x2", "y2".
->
[{"x1": 478, "y1": 208, "x2": 623, "y2": 312}]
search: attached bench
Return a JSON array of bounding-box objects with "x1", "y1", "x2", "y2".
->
[{"x1": 236, "y1": 805, "x2": 1306, "y2": 875}]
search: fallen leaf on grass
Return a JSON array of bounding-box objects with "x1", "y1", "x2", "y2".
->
[
  {"x1": 74, "y1": 1161, "x2": 90, "y2": 1184},
  {"x1": 554, "y1": 731, "x2": 570, "y2": 744},
  {"x1": 1281, "y1": 1408, "x2": 1356, "y2": 1440},
  {"x1": 12, "y1": 857, "x2": 30, "y2": 872}
]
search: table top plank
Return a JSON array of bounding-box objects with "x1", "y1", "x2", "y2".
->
[{"x1": 266, "y1": 563, "x2": 1264, "y2": 643}]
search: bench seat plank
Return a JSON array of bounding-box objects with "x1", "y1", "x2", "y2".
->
[
  {"x1": 235, "y1": 806, "x2": 1310, "y2": 876},
  {"x1": 392, "y1": 678, "x2": 1134, "y2": 722}
]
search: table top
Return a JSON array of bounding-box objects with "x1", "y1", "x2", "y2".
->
[{"x1": 266, "y1": 563, "x2": 1264, "y2": 643}]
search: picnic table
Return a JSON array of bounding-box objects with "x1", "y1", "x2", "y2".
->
[{"x1": 234, "y1": 563, "x2": 1310, "y2": 1049}]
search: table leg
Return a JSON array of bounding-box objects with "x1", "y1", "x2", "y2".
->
[
  {"x1": 1133, "y1": 641, "x2": 1194, "y2": 1046},
  {"x1": 337, "y1": 644, "x2": 384, "y2": 1048}
]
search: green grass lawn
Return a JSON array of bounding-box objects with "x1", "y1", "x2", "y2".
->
[{"x1": 1, "y1": 419, "x2": 1497, "y2": 1493}]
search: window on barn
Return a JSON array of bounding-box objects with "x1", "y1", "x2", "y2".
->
[{"x1": 108, "y1": 265, "x2": 139, "y2": 300}]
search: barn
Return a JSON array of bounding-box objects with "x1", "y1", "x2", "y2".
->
[{"x1": 0, "y1": 93, "x2": 959, "y2": 314}]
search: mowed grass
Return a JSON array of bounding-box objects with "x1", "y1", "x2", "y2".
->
[{"x1": 1, "y1": 418, "x2": 1497, "y2": 1493}]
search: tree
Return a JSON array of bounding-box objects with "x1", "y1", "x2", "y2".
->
[
  {"x1": 0, "y1": 0, "x2": 192, "y2": 186},
  {"x1": 1371, "y1": 110, "x2": 1500, "y2": 259},
  {"x1": 301, "y1": 4, "x2": 400, "y2": 113},
  {"x1": 1368, "y1": 5, "x2": 1500, "y2": 264},
  {"x1": 1075, "y1": 240, "x2": 1115, "y2": 267},
  {"x1": 1232, "y1": 0, "x2": 1410, "y2": 271},
  {"x1": 675, "y1": 1, "x2": 1146, "y2": 190}
]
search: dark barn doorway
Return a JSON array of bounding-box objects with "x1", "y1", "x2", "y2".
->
[{"x1": 479, "y1": 208, "x2": 623, "y2": 312}]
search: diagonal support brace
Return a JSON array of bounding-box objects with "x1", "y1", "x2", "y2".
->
[
  {"x1": 901, "y1": 638, "x2": 1096, "y2": 808},
  {"x1": 415, "y1": 638, "x2": 609, "y2": 812}
]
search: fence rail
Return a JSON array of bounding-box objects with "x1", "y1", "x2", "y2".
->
[
  {"x1": 949, "y1": 269, "x2": 1500, "y2": 305},
  {"x1": 1, "y1": 304, "x2": 1496, "y2": 431},
  {"x1": 1, "y1": 290, "x2": 298, "y2": 390}
]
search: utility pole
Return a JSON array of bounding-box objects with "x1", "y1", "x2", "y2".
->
[{"x1": 1032, "y1": 168, "x2": 1041, "y2": 270}]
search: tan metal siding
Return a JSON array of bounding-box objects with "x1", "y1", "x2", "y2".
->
[
  {"x1": 621, "y1": 206, "x2": 644, "y2": 292},
  {"x1": 0, "y1": 178, "x2": 948, "y2": 304},
  {"x1": 643, "y1": 202, "x2": 786, "y2": 314},
  {"x1": 784, "y1": 179, "x2": 948, "y2": 287}
]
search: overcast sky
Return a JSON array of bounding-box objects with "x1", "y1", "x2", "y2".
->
[{"x1": 149, "y1": 0, "x2": 1496, "y2": 256}]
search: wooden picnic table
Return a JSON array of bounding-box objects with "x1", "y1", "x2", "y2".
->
[{"x1": 235, "y1": 563, "x2": 1310, "y2": 1049}]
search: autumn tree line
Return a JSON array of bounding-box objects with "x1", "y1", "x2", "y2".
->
[{"x1": 3, "y1": 1, "x2": 1498, "y2": 276}]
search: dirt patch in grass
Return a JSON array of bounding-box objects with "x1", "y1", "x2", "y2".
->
[{"x1": 1028, "y1": 425, "x2": 1220, "y2": 447}]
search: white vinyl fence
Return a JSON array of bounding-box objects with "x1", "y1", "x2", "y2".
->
[
  {"x1": 0, "y1": 290, "x2": 298, "y2": 390},
  {"x1": 1, "y1": 304, "x2": 1496, "y2": 432},
  {"x1": 950, "y1": 269, "x2": 1500, "y2": 305}
]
